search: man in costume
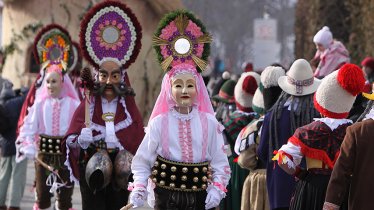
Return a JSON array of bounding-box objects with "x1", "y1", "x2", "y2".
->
[
  {"x1": 220, "y1": 72, "x2": 260, "y2": 210},
  {"x1": 257, "y1": 59, "x2": 321, "y2": 210},
  {"x1": 62, "y1": 1, "x2": 145, "y2": 210},
  {"x1": 16, "y1": 24, "x2": 80, "y2": 210},
  {"x1": 235, "y1": 65, "x2": 286, "y2": 210},
  {"x1": 127, "y1": 11, "x2": 230, "y2": 210},
  {"x1": 273, "y1": 64, "x2": 365, "y2": 210}
]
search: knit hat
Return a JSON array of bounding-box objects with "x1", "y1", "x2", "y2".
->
[
  {"x1": 0, "y1": 79, "x2": 15, "y2": 100},
  {"x1": 278, "y1": 59, "x2": 321, "y2": 96},
  {"x1": 242, "y1": 62, "x2": 253, "y2": 72},
  {"x1": 314, "y1": 63, "x2": 365, "y2": 118},
  {"x1": 212, "y1": 79, "x2": 236, "y2": 103},
  {"x1": 252, "y1": 88, "x2": 264, "y2": 115},
  {"x1": 313, "y1": 26, "x2": 333, "y2": 49},
  {"x1": 261, "y1": 66, "x2": 286, "y2": 111},
  {"x1": 361, "y1": 57, "x2": 374, "y2": 70},
  {"x1": 261, "y1": 66, "x2": 286, "y2": 88},
  {"x1": 234, "y1": 72, "x2": 260, "y2": 112},
  {"x1": 211, "y1": 71, "x2": 231, "y2": 96}
]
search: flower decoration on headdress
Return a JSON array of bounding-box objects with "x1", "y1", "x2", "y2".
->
[
  {"x1": 33, "y1": 24, "x2": 72, "y2": 74},
  {"x1": 79, "y1": 1, "x2": 142, "y2": 70},
  {"x1": 153, "y1": 10, "x2": 212, "y2": 73}
]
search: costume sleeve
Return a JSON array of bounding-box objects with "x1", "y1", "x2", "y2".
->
[
  {"x1": 257, "y1": 113, "x2": 270, "y2": 163},
  {"x1": 17, "y1": 102, "x2": 39, "y2": 141},
  {"x1": 273, "y1": 141, "x2": 303, "y2": 169},
  {"x1": 209, "y1": 121, "x2": 231, "y2": 195},
  {"x1": 15, "y1": 102, "x2": 40, "y2": 162},
  {"x1": 324, "y1": 126, "x2": 356, "y2": 207},
  {"x1": 131, "y1": 119, "x2": 160, "y2": 188}
]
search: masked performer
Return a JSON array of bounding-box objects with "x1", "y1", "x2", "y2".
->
[
  {"x1": 62, "y1": 1, "x2": 145, "y2": 210},
  {"x1": 16, "y1": 25, "x2": 80, "y2": 210},
  {"x1": 127, "y1": 11, "x2": 230, "y2": 210}
]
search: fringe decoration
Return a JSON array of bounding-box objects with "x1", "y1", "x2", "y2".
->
[
  {"x1": 161, "y1": 56, "x2": 174, "y2": 72},
  {"x1": 196, "y1": 34, "x2": 213, "y2": 44},
  {"x1": 175, "y1": 14, "x2": 189, "y2": 35},
  {"x1": 152, "y1": 35, "x2": 169, "y2": 46},
  {"x1": 192, "y1": 54, "x2": 207, "y2": 71}
]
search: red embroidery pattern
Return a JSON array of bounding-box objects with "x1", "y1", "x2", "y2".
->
[
  {"x1": 51, "y1": 101, "x2": 61, "y2": 136},
  {"x1": 178, "y1": 119, "x2": 193, "y2": 162}
]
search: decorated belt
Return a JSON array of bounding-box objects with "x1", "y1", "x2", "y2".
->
[
  {"x1": 39, "y1": 134, "x2": 63, "y2": 155},
  {"x1": 150, "y1": 155, "x2": 211, "y2": 192},
  {"x1": 92, "y1": 140, "x2": 119, "y2": 154}
]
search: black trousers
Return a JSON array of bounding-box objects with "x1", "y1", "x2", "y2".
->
[
  {"x1": 154, "y1": 186, "x2": 215, "y2": 210},
  {"x1": 79, "y1": 148, "x2": 129, "y2": 210},
  {"x1": 35, "y1": 153, "x2": 73, "y2": 210}
]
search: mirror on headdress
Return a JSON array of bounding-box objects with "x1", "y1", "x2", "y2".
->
[
  {"x1": 174, "y1": 38, "x2": 191, "y2": 55},
  {"x1": 49, "y1": 47, "x2": 63, "y2": 61},
  {"x1": 103, "y1": 26, "x2": 119, "y2": 44}
]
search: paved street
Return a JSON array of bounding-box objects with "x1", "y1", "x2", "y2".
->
[{"x1": 19, "y1": 160, "x2": 151, "y2": 210}]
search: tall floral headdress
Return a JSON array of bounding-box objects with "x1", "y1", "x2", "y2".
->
[
  {"x1": 149, "y1": 11, "x2": 214, "y2": 120},
  {"x1": 79, "y1": 0, "x2": 142, "y2": 70},
  {"x1": 33, "y1": 24, "x2": 72, "y2": 73},
  {"x1": 153, "y1": 10, "x2": 212, "y2": 72}
]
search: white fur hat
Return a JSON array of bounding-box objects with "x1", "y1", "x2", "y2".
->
[
  {"x1": 313, "y1": 26, "x2": 333, "y2": 49},
  {"x1": 252, "y1": 88, "x2": 264, "y2": 114},
  {"x1": 261, "y1": 66, "x2": 286, "y2": 88},
  {"x1": 278, "y1": 59, "x2": 321, "y2": 96},
  {"x1": 314, "y1": 63, "x2": 365, "y2": 118},
  {"x1": 234, "y1": 72, "x2": 260, "y2": 112}
]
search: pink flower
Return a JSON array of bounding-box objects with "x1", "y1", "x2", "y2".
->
[
  {"x1": 160, "y1": 46, "x2": 169, "y2": 58},
  {"x1": 172, "y1": 59, "x2": 194, "y2": 67},
  {"x1": 195, "y1": 44, "x2": 204, "y2": 57},
  {"x1": 160, "y1": 21, "x2": 177, "y2": 40},
  {"x1": 187, "y1": 21, "x2": 203, "y2": 37}
]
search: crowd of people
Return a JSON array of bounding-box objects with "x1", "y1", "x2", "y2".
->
[{"x1": 0, "y1": 1, "x2": 374, "y2": 210}]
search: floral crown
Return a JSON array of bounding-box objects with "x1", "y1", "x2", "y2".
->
[
  {"x1": 79, "y1": 1, "x2": 142, "y2": 70},
  {"x1": 33, "y1": 24, "x2": 72, "y2": 74},
  {"x1": 153, "y1": 10, "x2": 212, "y2": 73}
]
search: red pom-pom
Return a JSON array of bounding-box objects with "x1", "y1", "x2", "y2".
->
[
  {"x1": 242, "y1": 76, "x2": 257, "y2": 95},
  {"x1": 337, "y1": 64, "x2": 366, "y2": 96}
]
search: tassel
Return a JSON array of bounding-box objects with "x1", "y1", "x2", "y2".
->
[
  {"x1": 161, "y1": 56, "x2": 174, "y2": 72},
  {"x1": 196, "y1": 34, "x2": 213, "y2": 44},
  {"x1": 152, "y1": 35, "x2": 168, "y2": 46},
  {"x1": 175, "y1": 14, "x2": 189, "y2": 35},
  {"x1": 192, "y1": 54, "x2": 207, "y2": 71}
]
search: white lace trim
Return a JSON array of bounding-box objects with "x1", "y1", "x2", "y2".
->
[
  {"x1": 89, "y1": 97, "x2": 133, "y2": 138},
  {"x1": 170, "y1": 106, "x2": 197, "y2": 121},
  {"x1": 63, "y1": 135, "x2": 80, "y2": 185},
  {"x1": 314, "y1": 118, "x2": 352, "y2": 131}
]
